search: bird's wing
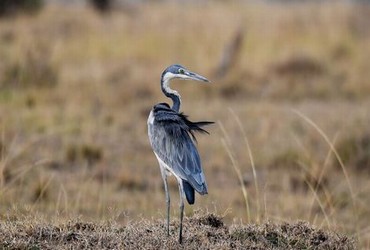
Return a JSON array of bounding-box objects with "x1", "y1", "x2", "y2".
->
[{"x1": 148, "y1": 104, "x2": 210, "y2": 194}]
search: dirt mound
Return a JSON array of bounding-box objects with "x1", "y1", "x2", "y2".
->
[{"x1": 0, "y1": 213, "x2": 355, "y2": 249}]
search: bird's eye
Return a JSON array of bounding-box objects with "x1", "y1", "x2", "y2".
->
[{"x1": 178, "y1": 68, "x2": 185, "y2": 74}]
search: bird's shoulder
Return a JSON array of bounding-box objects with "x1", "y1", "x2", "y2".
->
[
  {"x1": 152, "y1": 102, "x2": 172, "y2": 112},
  {"x1": 151, "y1": 103, "x2": 183, "y2": 123},
  {"x1": 150, "y1": 103, "x2": 213, "y2": 141}
]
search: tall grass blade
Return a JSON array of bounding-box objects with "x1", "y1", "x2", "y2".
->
[
  {"x1": 229, "y1": 108, "x2": 261, "y2": 223},
  {"x1": 219, "y1": 122, "x2": 251, "y2": 223}
]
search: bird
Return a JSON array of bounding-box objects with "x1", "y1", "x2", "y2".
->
[{"x1": 147, "y1": 64, "x2": 213, "y2": 244}]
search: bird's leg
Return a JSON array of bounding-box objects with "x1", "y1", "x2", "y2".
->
[
  {"x1": 164, "y1": 179, "x2": 170, "y2": 237},
  {"x1": 179, "y1": 199, "x2": 184, "y2": 244},
  {"x1": 160, "y1": 168, "x2": 170, "y2": 237},
  {"x1": 178, "y1": 181, "x2": 185, "y2": 244}
]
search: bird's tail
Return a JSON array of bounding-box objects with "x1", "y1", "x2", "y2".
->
[
  {"x1": 186, "y1": 120, "x2": 215, "y2": 142},
  {"x1": 192, "y1": 121, "x2": 215, "y2": 134},
  {"x1": 182, "y1": 180, "x2": 195, "y2": 205}
]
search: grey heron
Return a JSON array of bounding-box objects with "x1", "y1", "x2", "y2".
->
[{"x1": 147, "y1": 64, "x2": 213, "y2": 243}]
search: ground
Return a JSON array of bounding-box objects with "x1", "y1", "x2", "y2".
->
[{"x1": 0, "y1": 212, "x2": 355, "y2": 249}]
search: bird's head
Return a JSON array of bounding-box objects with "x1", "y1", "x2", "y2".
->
[{"x1": 161, "y1": 64, "x2": 209, "y2": 83}]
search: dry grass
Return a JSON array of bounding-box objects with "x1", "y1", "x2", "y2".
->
[
  {"x1": 0, "y1": 212, "x2": 355, "y2": 249},
  {"x1": 0, "y1": 1, "x2": 369, "y2": 248}
]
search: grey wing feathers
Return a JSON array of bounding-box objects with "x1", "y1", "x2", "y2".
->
[{"x1": 148, "y1": 103, "x2": 213, "y2": 194}]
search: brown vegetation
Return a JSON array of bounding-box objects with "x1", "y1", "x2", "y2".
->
[{"x1": 0, "y1": 213, "x2": 355, "y2": 249}]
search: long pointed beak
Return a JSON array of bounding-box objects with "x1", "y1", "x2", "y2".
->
[{"x1": 186, "y1": 71, "x2": 210, "y2": 83}]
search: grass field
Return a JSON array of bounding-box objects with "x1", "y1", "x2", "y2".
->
[
  {"x1": 0, "y1": 212, "x2": 355, "y2": 249},
  {"x1": 0, "y1": 2, "x2": 369, "y2": 248}
]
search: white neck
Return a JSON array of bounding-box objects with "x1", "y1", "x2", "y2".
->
[{"x1": 161, "y1": 72, "x2": 182, "y2": 112}]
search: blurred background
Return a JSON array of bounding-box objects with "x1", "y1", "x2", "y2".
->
[{"x1": 0, "y1": 0, "x2": 369, "y2": 247}]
